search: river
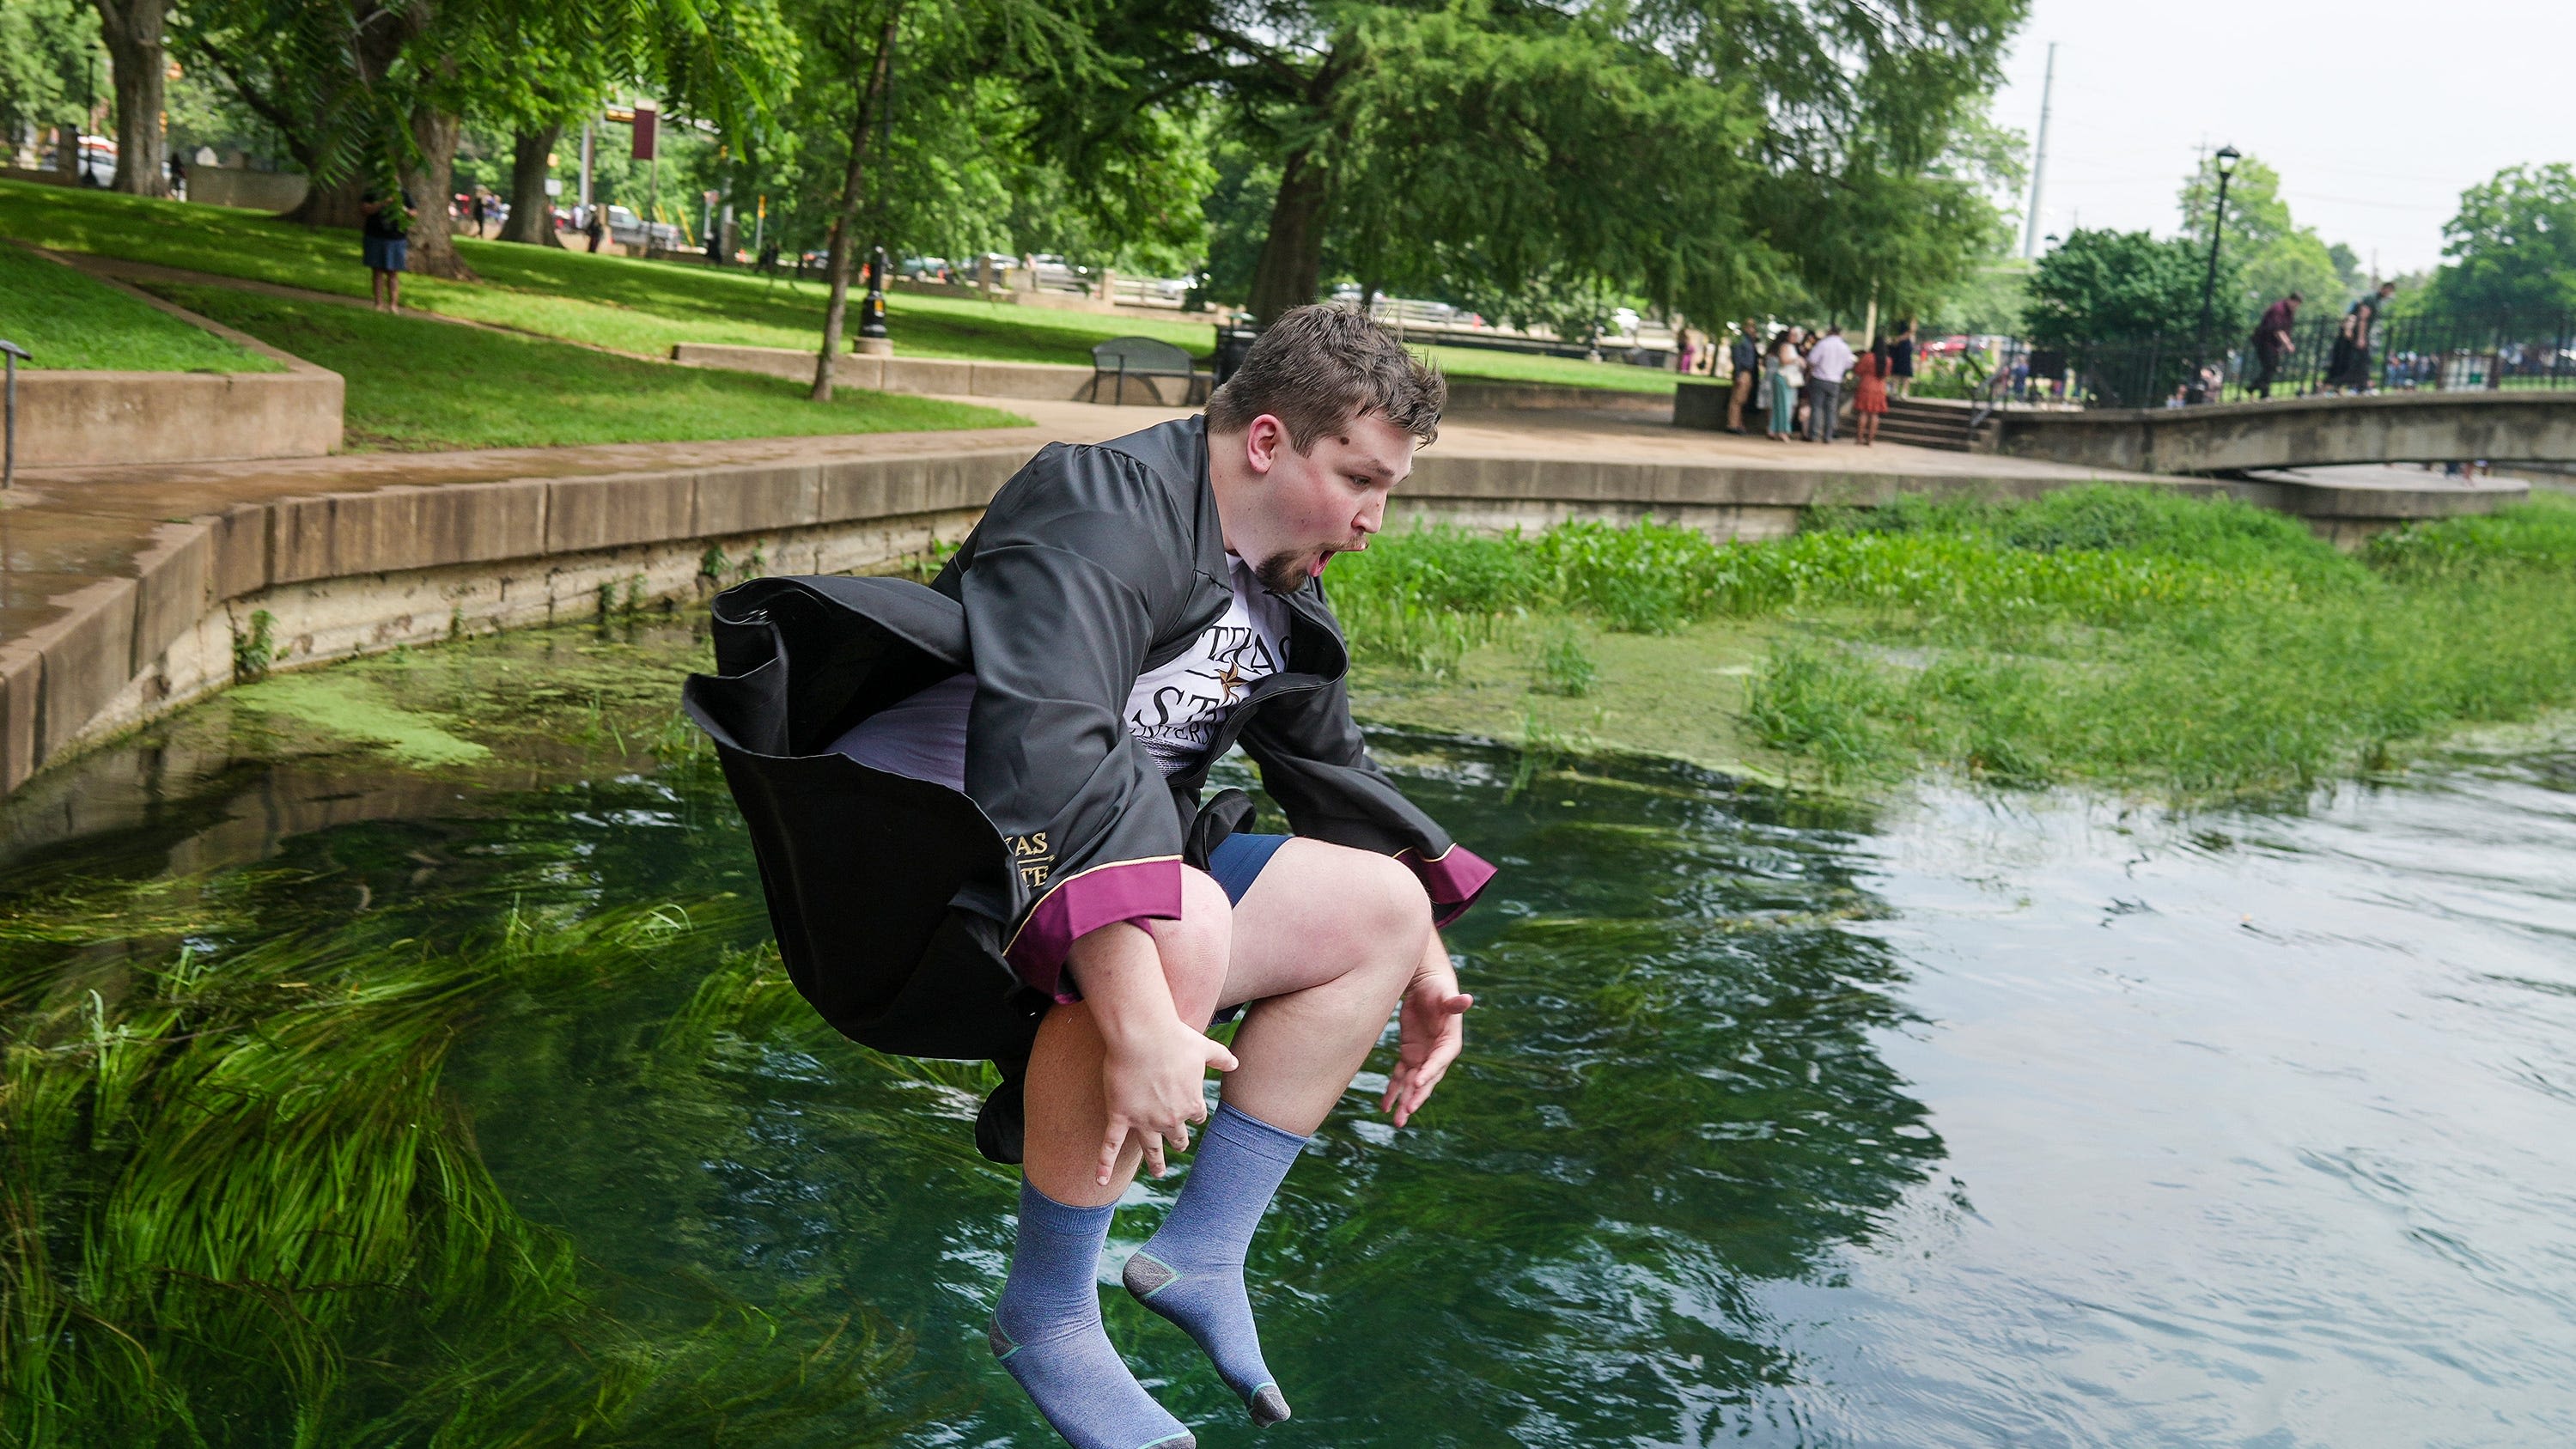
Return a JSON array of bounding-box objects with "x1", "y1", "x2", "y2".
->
[{"x1": 3, "y1": 618, "x2": 2569, "y2": 1446}]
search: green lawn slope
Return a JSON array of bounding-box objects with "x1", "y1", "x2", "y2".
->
[
  {"x1": 0, "y1": 180, "x2": 1675, "y2": 393},
  {"x1": 0, "y1": 241, "x2": 278, "y2": 372},
  {"x1": 160, "y1": 283, "x2": 1025, "y2": 451}
]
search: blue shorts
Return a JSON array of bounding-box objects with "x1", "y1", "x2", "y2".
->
[
  {"x1": 363, "y1": 235, "x2": 408, "y2": 272},
  {"x1": 1206, "y1": 831, "x2": 1291, "y2": 905}
]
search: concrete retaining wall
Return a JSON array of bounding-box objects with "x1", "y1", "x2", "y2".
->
[
  {"x1": 10, "y1": 261, "x2": 344, "y2": 466},
  {"x1": 0, "y1": 432, "x2": 2519, "y2": 799},
  {"x1": 186, "y1": 167, "x2": 310, "y2": 212},
  {"x1": 669, "y1": 343, "x2": 1202, "y2": 405},
  {"x1": 673, "y1": 341, "x2": 1671, "y2": 415},
  {"x1": 1982, "y1": 392, "x2": 2576, "y2": 474},
  {"x1": 17, "y1": 368, "x2": 344, "y2": 466},
  {"x1": 0, "y1": 447, "x2": 1028, "y2": 795}
]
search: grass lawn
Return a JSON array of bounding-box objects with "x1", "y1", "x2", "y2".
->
[
  {"x1": 0, "y1": 180, "x2": 1675, "y2": 392},
  {"x1": 1420, "y1": 343, "x2": 1676, "y2": 393},
  {"x1": 157, "y1": 283, "x2": 1026, "y2": 451},
  {"x1": 0, "y1": 240, "x2": 277, "y2": 372}
]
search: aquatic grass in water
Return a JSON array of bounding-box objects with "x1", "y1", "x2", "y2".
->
[
  {"x1": 0, "y1": 880, "x2": 933, "y2": 1446},
  {"x1": 1343, "y1": 491, "x2": 2576, "y2": 797}
]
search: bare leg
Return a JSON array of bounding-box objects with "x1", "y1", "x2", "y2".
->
[
  {"x1": 1021, "y1": 869, "x2": 1233, "y2": 1208},
  {"x1": 1214, "y1": 839, "x2": 1431, "y2": 1134}
]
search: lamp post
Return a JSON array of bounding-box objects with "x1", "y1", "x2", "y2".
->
[
  {"x1": 855, "y1": 246, "x2": 892, "y2": 356},
  {"x1": 2189, "y1": 144, "x2": 2241, "y2": 404}
]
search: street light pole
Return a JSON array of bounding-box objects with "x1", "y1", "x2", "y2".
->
[{"x1": 2191, "y1": 144, "x2": 2241, "y2": 404}]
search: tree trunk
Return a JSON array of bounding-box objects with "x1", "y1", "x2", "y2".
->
[
  {"x1": 92, "y1": 0, "x2": 172, "y2": 196},
  {"x1": 496, "y1": 125, "x2": 563, "y2": 245},
  {"x1": 812, "y1": 3, "x2": 904, "y2": 403},
  {"x1": 401, "y1": 106, "x2": 478, "y2": 280},
  {"x1": 1245, "y1": 146, "x2": 1328, "y2": 324},
  {"x1": 283, "y1": 172, "x2": 368, "y2": 228}
]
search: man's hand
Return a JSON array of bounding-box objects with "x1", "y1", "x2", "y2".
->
[
  {"x1": 1067, "y1": 920, "x2": 1239, "y2": 1185},
  {"x1": 1381, "y1": 945, "x2": 1472, "y2": 1129},
  {"x1": 1098, "y1": 1011, "x2": 1238, "y2": 1184}
]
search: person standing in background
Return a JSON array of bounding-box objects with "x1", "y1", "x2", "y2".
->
[
  {"x1": 1851, "y1": 341, "x2": 1890, "y2": 446},
  {"x1": 1766, "y1": 330, "x2": 1804, "y2": 441},
  {"x1": 2250, "y1": 293, "x2": 2300, "y2": 398},
  {"x1": 585, "y1": 207, "x2": 607, "y2": 253},
  {"x1": 1805, "y1": 324, "x2": 1854, "y2": 444},
  {"x1": 1675, "y1": 328, "x2": 1697, "y2": 378},
  {"x1": 359, "y1": 183, "x2": 412, "y2": 313},
  {"x1": 1727, "y1": 320, "x2": 1763, "y2": 433},
  {"x1": 1887, "y1": 319, "x2": 1917, "y2": 399}
]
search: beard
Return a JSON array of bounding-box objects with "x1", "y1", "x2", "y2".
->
[{"x1": 1253, "y1": 547, "x2": 1316, "y2": 594}]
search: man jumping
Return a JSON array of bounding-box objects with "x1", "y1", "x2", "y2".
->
[{"x1": 685, "y1": 305, "x2": 1495, "y2": 1449}]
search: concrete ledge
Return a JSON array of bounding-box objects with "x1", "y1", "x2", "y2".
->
[
  {"x1": 671, "y1": 342, "x2": 1203, "y2": 405},
  {"x1": 15, "y1": 368, "x2": 344, "y2": 467},
  {"x1": 1979, "y1": 391, "x2": 2576, "y2": 474},
  {"x1": 1446, "y1": 380, "x2": 1669, "y2": 415},
  {"x1": 9, "y1": 256, "x2": 344, "y2": 466},
  {"x1": 670, "y1": 341, "x2": 1671, "y2": 413},
  {"x1": 0, "y1": 422, "x2": 2536, "y2": 800}
]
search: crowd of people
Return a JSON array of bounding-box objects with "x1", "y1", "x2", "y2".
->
[{"x1": 1672, "y1": 319, "x2": 1919, "y2": 444}]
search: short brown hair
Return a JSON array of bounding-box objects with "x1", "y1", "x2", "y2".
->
[{"x1": 1206, "y1": 303, "x2": 1446, "y2": 448}]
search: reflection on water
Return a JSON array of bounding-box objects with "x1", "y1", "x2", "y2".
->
[{"x1": 3, "y1": 620, "x2": 2572, "y2": 1446}]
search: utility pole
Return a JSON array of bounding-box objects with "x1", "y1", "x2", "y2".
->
[
  {"x1": 577, "y1": 120, "x2": 594, "y2": 223},
  {"x1": 2020, "y1": 41, "x2": 2056, "y2": 259}
]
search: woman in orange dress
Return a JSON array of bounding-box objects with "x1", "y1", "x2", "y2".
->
[{"x1": 1852, "y1": 341, "x2": 1890, "y2": 446}]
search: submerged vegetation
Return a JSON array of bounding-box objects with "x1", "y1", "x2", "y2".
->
[
  {"x1": 1333, "y1": 489, "x2": 2576, "y2": 797},
  {"x1": 0, "y1": 628, "x2": 965, "y2": 1446},
  {"x1": 0, "y1": 875, "x2": 935, "y2": 1445}
]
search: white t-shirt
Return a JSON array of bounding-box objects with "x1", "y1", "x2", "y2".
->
[
  {"x1": 1123, "y1": 553, "x2": 1290, "y2": 775},
  {"x1": 832, "y1": 553, "x2": 1289, "y2": 785}
]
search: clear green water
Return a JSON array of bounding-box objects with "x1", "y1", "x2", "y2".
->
[{"x1": 4, "y1": 618, "x2": 2573, "y2": 1446}]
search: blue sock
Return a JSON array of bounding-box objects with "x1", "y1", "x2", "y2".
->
[
  {"x1": 991, "y1": 1183, "x2": 1194, "y2": 1449},
  {"x1": 1122, "y1": 1101, "x2": 1308, "y2": 1426}
]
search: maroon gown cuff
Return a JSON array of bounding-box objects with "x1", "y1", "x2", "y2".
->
[
  {"x1": 1399, "y1": 843, "x2": 1498, "y2": 928},
  {"x1": 1004, "y1": 856, "x2": 1185, "y2": 1002}
]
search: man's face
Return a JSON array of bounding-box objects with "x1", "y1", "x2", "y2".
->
[{"x1": 1232, "y1": 411, "x2": 1416, "y2": 593}]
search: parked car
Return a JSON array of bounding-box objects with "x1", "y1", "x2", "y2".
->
[
  {"x1": 1028, "y1": 253, "x2": 1092, "y2": 293},
  {"x1": 900, "y1": 255, "x2": 952, "y2": 282},
  {"x1": 46, "y1": 133, "x2": 118, "y2": 183},
  {"x1": 606, "y1": 204, "x2": 682, "y2": 253}
]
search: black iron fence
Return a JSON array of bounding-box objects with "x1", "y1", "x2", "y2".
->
[{"x1": 1958, "y1": 312, "x2": 2576, "y2": 411}]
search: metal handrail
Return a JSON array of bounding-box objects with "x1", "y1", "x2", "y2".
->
[{"x1": 0, "y1": 338, "x2": 26, "y2": 490}]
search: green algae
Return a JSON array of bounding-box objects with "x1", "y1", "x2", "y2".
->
[{"x1": 232, "y1": 673, "x2": 493, "y2": 766}]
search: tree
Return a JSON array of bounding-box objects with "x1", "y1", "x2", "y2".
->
[
  {"x1": 172, "y1": 0, "x2": 426, "y2": 229},
  {"x1": 0, "y1": 0, "x2": 96, "y2": 178},
  {"x1": 2426, "y1": 162, "x2": 2576, "y2": 318},
  {"x1": 2025, "y1": 228, "x2": 2220, "y2": 346},
  {"x1": 1049, "y1": 0, "x2": 2022, "y2": 327},
  {"x1": 2177, "y1": 152, "x2": 2349, "y2": 330},
  {"x1": 92, "y1": 0, "x2": 174, "y2": 194},
  {"x1": 784, "y1": 0, "x2": 1095, "y2": 399}
]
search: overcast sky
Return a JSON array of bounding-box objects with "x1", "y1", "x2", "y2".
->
[{"x1": 1988, "y1": 0, "x2": 2570, "y2": 277}]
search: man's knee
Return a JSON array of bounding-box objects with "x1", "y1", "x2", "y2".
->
[
  {"x1": 1339, "y1": 849, "x2": 1433, "y2": 964},
  {"x1": 1148, "y1": 868, "x2": 1233, "y2": 1002}
]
